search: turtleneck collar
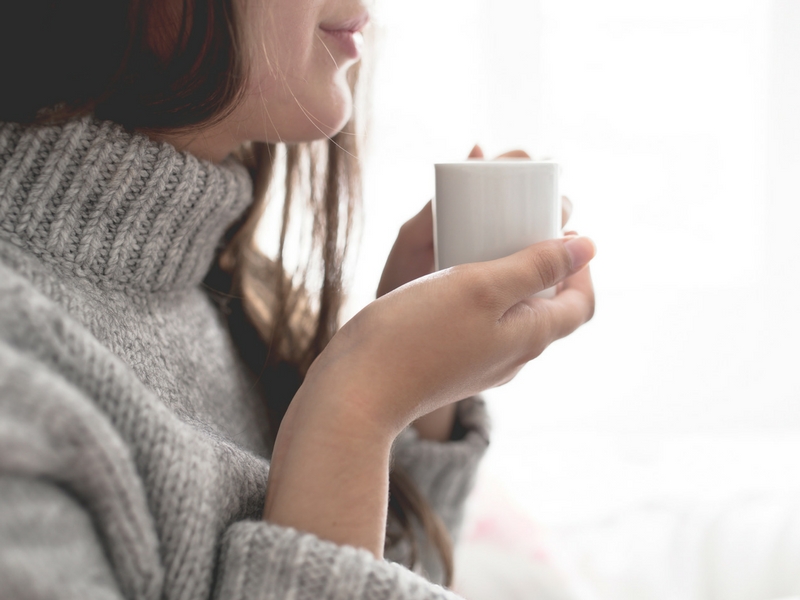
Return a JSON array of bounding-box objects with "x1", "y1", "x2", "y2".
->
[{"x1": 0, "y1": 116, "x2": 253, "y2": 294}]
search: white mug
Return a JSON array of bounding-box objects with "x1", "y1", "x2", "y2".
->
[{"x1": 433, "y1": 160, "x2": 561, "y2": 298}]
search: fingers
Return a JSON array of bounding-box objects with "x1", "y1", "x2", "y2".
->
[
  {"x1": 545, "y1": 265, "x2": 595, "y2": 339},
  {"x1": 562, "y1": 196, "x2": 573, "y2": 228},
  {"x1": 416, "y1": 199, "x2": 432, "y2": 215},
  {"x1": 500, "y1": 264, "x2": 594, "y2": 362},
  {"x1": 399, "y1": 201, "x2": 433, "y2": 245},
  {"x1": 467, "y1": 145, "x2": 532, "y2": 160},
  {"x1": 468, "y1": 144, "x2": 484, "y2": 159},
  {"x1": 413, "y1": 200, "x2": 432, "y2": 227},
  {"x1": 496, "y1": 149, "x2": 530, "y2": 159},
  {"x1": 489, "y1": 236, "x2": 596, "y2": 309}
]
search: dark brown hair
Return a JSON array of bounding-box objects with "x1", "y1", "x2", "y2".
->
[{"x1": 0, "y1": 0, "x2": 452, "y2": 585}]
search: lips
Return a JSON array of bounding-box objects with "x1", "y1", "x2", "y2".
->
[
  {"x1": 319, "y1": 12, "x2": 370, "y2": 36},
  {"x1": 319, "y1": 12, "x2": 370, "y2": 60}
]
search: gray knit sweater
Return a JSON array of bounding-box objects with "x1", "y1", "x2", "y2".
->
[{"x1": 0, "y1": 117, "x2": 490, "y2": 600}]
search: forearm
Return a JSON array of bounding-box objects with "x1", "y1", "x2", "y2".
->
[{"x1": 263, "y1": 384, "x2": 394, "y2": 557}]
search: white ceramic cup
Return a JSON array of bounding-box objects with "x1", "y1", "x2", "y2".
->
[{"x1": 433, "y1": 160, "x2": 561, "y2": 298}]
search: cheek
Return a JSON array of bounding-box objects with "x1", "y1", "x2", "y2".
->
[
  {"x1": 231, "y1": 0, "x2": 356, "y2": 143},
  {"x1": 244, "y1": 38, "x2": 355, "y2": 142},
  {"x1": 300, "y1": 46, "x2": 355, "y2": 128}
]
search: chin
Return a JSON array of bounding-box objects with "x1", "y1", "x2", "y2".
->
[
  {"x1": 276, "y1": 75, "x2": 355, "y2": 143},
  {"x1": 290, "y1": 89, "x2": 353, "y2": 142},
  {"x1": 241, "y1": 72, "x2": 356, "y2": 144}
]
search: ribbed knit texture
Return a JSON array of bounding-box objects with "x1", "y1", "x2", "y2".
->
[
  {"x1": 0, "y1": 117, "x2": 490, "y2": 600},
  {"x1": 0, "y1": 116, "x2": 252, "y2": 293}
]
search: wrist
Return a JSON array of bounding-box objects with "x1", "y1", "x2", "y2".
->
[
  {"x1": 291, "y1": 375, "x2": 397, "y2": 455},
  {"x1": 300, "y1": 347, "x2": 411, "y2": 440},
  {"x1": 264, "y1": 377, "x2": 395, "y2": 556}
]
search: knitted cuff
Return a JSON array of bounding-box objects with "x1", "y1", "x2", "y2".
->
[
  {"x1": 391, "y1": 396, "x2": 491, "y2": 538},
  {"x1": 214, "y1": 521, "x2": 463, "y2": 600}
]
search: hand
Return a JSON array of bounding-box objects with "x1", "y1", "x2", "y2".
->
[
  {"x1": 377, "y1": 144, "x2": 575, "y2": 439},
  {"x1": 263, "y1": 146, "x2": 594, "y2": 558},
  {"x1": 266, "y1": 233, "x2": 595, "y2": 555},
  {"x1": 313, "y1": 234, "x2": 595, "y2": 437}
]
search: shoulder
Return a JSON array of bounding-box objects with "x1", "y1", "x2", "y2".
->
[
  {"x1": 0, "y1": 249, "x2": 92, "y2": 385},
  {"x1": 0, "y1": 337, "x2": 165, "y2": 600},
  {"x1": 0, "y1": 258, "x2": 136, "y2": 477},
  {"x1": 0, "y1": 250, "x2": 142, "y2": 481},
  {"x1": 0, "y1": 256, "x2": 163, "y2": 576}
]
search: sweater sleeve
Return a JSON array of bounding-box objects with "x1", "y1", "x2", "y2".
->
[
  {"x1": 0, "y1": 339, "x2": 469, "y2": 600},
  {"x1": 392, "y1": 396, "x2": 491, "y2": 539},
  {"x1": 0, "y1": 481, "x2": 464, "y2": 600},
  {"x1": 211, "y1": 401, "x2": 489, "y2": 600},
  {"x1": 0, "y1": 477, "x2": 126, "y2": 600},
  {"x1": 213, "y1": 521, "x2": 464, "y2": 600},
  {"x1": 0, "y1": 342, "x2": 165, "y2": 600},
  {"x1": 386, "y1": 397, "x2": 490, "y2": 582}
]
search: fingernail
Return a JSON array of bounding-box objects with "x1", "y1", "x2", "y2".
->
[
  {"x1": 564, "y1": 236, "x2": 596, "y2": 270},
  {"x1": 468, "y1": 144, "x2": 484, "y2": 159}
]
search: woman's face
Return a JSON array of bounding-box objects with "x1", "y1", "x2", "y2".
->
[{"x1": 170, "y1": 0, "x2": 369, "y2": 161}]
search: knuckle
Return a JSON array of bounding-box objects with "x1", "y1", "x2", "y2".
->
[
  {"x1": 466, "y1": 266, "x2": 499, "y2": 310},
  {"x1": 512, "y1": 306, "x2": 550, "y2": 363},
  {"x1": 521, "y1": 338, "x2": 547, "y2": 363},
  {"x1": 449, "y1": 264, "x2": 498, "y2": 311},
  {"x1": 531, "y1": 247, "x2": 566, "y2": 289}
]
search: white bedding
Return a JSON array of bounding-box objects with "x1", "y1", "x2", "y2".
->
[{"x1": 455, "y1": 476, "x2": 800, "y2": 600}]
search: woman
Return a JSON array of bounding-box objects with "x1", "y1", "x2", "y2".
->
[{"x1": 0, "y1": 0, "x2": 596, "y2": 597}]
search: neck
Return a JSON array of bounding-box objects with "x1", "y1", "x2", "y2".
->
[{"x1": 148, "y1": 121, "x2": 242, "y2": 164}]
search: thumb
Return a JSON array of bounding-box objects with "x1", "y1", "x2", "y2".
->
[
  {"x1": 493, "y1": 236, "x2": 596, "y2": 307},
  {"x1": 468, "y1": 144, "x2": 484, "y2": 159}
]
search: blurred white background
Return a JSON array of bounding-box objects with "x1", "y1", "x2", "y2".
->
[{"x1": 344, "y1": 0, "x2": 800, "y2": 597}]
